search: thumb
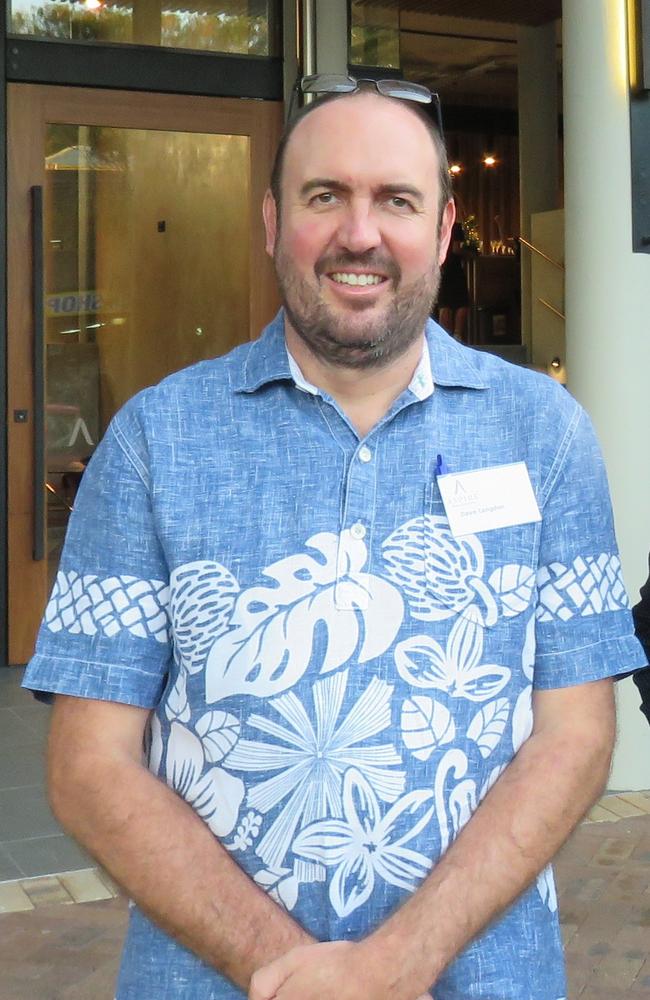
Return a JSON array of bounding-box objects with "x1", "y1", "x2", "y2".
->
[{"x1": 249, "y1": 952, "x2": 296, "y2": 1000}]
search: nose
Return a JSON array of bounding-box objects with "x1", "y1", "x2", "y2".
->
[{"x1": 335, "y1": 200, "x2": 381, "y2": 255}]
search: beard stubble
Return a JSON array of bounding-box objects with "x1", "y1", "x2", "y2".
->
[{"x1": 273, "y1": 243, "x2": 441, "y2": 370}]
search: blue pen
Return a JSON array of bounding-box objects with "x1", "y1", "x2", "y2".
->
[{"x1": 435, "y1": 453, "x2": 449, "y2": 477}]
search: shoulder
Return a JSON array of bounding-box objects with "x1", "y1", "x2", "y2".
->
[
  {"x1": 113, "y1": 339, "x2": 254, "y2": 434},
  {"x1": 428, "y1": 321, "x2": 580, "y2": 425}
]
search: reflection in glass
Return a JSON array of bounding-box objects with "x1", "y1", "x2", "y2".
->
[
  {"x1": 9, "y1": 0, "x2": 279, "y2": 55},
  {"x1": 349, "y1": 0, "x2": 399, "y2": 69},
  {"x1": 44, "y1": 124, "x2": 250, "y2": 583}
]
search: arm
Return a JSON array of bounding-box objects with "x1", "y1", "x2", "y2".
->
[
  {"x1": 49, "y1": 695, "x2": 313, "y2": 991},
  {"x1": 632, "y1": 556, "x2": 650, "y2": 660},
  {"x1": 249, "y1": 678, "x2": 615, "y2": 1000}
]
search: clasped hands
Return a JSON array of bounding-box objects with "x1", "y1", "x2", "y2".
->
[{"x1": 249, "y1": 940, "x2": 432, "y2": 1000}]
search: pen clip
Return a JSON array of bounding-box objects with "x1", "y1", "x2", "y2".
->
[{"x1": 435, "y1": 453, "x2": 449, "y2": 477}]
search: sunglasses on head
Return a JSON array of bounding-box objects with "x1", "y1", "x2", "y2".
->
[{"x1": 288, "y1": 74, "x2": 444, "y2": 135}]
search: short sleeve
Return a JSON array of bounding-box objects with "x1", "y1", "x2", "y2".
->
[
  {"x1": 23, "y1": 397, "x2": 172, "y2": 708},
  {"x1": 533, "y1": 403, "x2": 646, "y2": 688}
]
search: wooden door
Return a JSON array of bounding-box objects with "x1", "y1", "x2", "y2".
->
[{"x1": 7, "y1": 84, "x2": 282, "y2": 664}]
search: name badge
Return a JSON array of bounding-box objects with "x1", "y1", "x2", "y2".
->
[{"x1": 437, "y1": 461, "x2": 541, "y2": 537}]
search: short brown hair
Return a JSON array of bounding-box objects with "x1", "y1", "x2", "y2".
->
[{"x1": 269, "y1": 87, "x2": 453, "y2": 227}]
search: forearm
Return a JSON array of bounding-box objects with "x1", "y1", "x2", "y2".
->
[
  {"x1": 364, "y1": 693, "x2": 614, "y2": 997},
  {"x1": 49, "y1": 750, "x2": 312, "y2": 989}
]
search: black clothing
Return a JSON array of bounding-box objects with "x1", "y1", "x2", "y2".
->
[
  {"x1": 438, "y1": 221, "x2": 469, "y2": 310},
  {"x1": 632, "y1": 556, "x2": 650, "y2": 725}
]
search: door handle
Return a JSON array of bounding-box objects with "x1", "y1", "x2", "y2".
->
[{"x1": 31, "y1": 185, "x2": 45, "y2": 562}]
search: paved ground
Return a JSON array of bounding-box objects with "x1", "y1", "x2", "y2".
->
[{"x1": 0, "y1": 809, "x2": 649, "y2": 999}]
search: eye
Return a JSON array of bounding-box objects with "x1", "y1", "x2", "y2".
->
[
  {"x1": 311, "y1": 191, "x2": 337, "y2": 206},
  {"x1": 388, "y1": 195, "x2": 413, "y2": 211}
]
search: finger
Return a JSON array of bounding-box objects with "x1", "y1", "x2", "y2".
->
[{"x1": 249, "y1": 954, "x2": 294, "y2": 1000}]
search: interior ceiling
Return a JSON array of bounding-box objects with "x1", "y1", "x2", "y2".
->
[
  {"x1": 393, "y1": 4, "x2": 563, "y2": 110},
  {"x1": 365, "y1": 1, "x2": 562, "y2": 26}
]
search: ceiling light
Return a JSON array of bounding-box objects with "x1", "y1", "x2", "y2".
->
[
  {"x1": 483, "y1": 155, "x2": 497, "y2": 167},
  {"x1": 449, "y1": 164, "x2": 462, "y2": 175},
  {"x1": 84, "y1": 0, "x2": 102, "y2": 9}
]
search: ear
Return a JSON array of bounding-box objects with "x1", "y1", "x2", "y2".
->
[
  {"x1": 262, "y1": 189, "x2": 278, "y2": 258},
  {"x1": 437, "y1": 199, "x2": 456, "y2": 265}
]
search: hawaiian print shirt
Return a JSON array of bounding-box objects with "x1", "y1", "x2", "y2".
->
[{"x1": 24, "y1": 312, "x2": 645, "y2": 1000}]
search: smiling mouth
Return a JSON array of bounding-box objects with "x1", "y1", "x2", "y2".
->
[{"x1": 328, "y1": 272, "x2": 387, "y2": 287}]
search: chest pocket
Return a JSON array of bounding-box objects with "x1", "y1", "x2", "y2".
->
[
  {"x1": 423, "y1": 492, "x2": 539, "y2": 628},
  {"x1": 381, "y1": 491, "x2": 539, "y2": 631}
]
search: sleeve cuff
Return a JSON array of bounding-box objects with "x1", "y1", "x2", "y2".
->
[
  {"x1": 533, "y1": 633, "x2": 647, "y2": 689},
  {"x1": 22, "y1": 653, "x2": 167, "y2": 709}
]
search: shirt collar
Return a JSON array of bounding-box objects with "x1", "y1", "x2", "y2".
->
[
  {"x1": 424, "y1": 318, "x2": 489, "y2": 390},
  {"x1": 234, "y1": 309, "x2": 489, "y2": 394},
  {"x1": 287, "y1": 336, "x2": 434, "y2": 400}
]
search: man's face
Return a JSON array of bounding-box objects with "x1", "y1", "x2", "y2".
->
[{"x1": 264, "y1": 92, "x2": 455, "y2": 369}]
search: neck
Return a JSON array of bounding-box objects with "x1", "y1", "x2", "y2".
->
[{"x1": 284, "y1": 318, "x2": 425, "y2": 439}]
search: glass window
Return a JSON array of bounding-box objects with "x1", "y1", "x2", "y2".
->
[
  {"x1": 8, "y1": 0, "x2": 279, "y2": 56},
  {"x1": 350, "y1": 0, "x2": 399, "y2": 68}
]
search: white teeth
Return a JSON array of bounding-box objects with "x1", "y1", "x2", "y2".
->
[{"x1": 331, "y1": 272, "x2": 383, "y2": 286}]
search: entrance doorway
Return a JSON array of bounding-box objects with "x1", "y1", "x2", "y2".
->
[{"x1": 7, "y1": 84, "x2": 282, "y2": 665}]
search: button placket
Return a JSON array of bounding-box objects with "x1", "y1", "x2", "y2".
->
[{"x1": 335, "y1": 442, "x2": 379, "y2": 610}]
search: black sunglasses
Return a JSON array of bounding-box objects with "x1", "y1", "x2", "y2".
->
[{"x1": 288, "y1": 73, "x2": 444, "y2": 136}]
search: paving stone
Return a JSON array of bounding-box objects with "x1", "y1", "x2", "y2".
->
[
  {"x1": 616, "y1": 792, "x2": 650, "y2": 814},
  {"x1": 588, "y1": 801, "x2": 624, "y2": 822},
  {"x1": 21, "y1": 875, "x2": 74, "y2": 907},
  {"x1": 0, "y1": 811, "x2": 649, "y2": 995},
  {"x1": 591, "y1": 835, "x2": 637, "y2": 866},
  {"x1": 60, "y1": 868, "x2": 114, "y2": 904},
  {"x1": 0, "y1": 882, "x2": 34, "y2": 913},
  {"x1": 97, "y1": 867, "x2": 122, "y2": 897},
  {"x1": 599, "y1": 796, "x2": 649, "y2": 819}
]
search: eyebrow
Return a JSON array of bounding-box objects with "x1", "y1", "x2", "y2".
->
[
  {"x1": 300, "y1": 178, "x2": 351, "y2": 198},
  {"x1": 299, "y1": 178, "x2": 426, "y2": 205}
]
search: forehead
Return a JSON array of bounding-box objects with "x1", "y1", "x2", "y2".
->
[{"x1": 282, "y1": 93, "x2": 440, "y2": 197}]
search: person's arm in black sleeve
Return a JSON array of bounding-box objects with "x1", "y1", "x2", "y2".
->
[{"x1": 632, "y1": 555, "x2": 650, "y2": 725}]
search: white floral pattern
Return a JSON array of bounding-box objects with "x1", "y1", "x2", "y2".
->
[
  {"x1": 170, "y1": 561, "x2": 240, "y2": 674},
  {"x1": 512, "y1": 613, "x2": 535, "y2": 753},
  {"x1": 434, "y1": 749, "x2": 477, "y2": 854},
  {"x1": 383, "y1": 515, "x2": 486, "y2": 621},
  {"x1": 44, "y1": 570, "x2": 170, "y2": 642},
  {"x1": 536, "y1": 554, "x2": 629, "y2": 622},
  {"x1": 224, "y1": 669, "x2": 404, "y2": 872},
  {"x1": 537, "y1": 864, "x2": 558, "y2": 913},
  {"x1": 292, "y1": 768, "x2": 434, "y2": 918},
  {"x1": 401, "y1": 695, "x2": 455, "y2": 760},
  {"x1": 164, "y1": 721, "x2": 245, "y2": 837},
  {"x1": 382, "y1": 517, "x2": 535, "y2": 627},
  {"x1": 467, "y1": 698, "x2": 510, "y2": 758},
  {"x1": 205, "y1": 530, "x2": 404, "y2": 703},
  {"x1": 395, "y1": 607, "x2": 511, "y2": 702},
  {"x1": 54, "y1": 519, "x2": 619, "y2": 956}
]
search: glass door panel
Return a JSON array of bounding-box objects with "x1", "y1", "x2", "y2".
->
[{"x1": 43, "y1": 124, "x2": 250, "y2": 585}]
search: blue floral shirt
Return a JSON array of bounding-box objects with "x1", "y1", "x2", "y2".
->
[{"x1": 24, "y1": 312, "x2": 645, "y2": 1000}]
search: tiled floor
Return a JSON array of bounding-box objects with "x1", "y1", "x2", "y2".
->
[
  {"x1": 0, "y1": 668, "x2": 92, "y2": 882},
  {"x1": 0, "y1": 810, "x2": 649, "y2": 998},
  {"x1": 2, "y1": 664, "x2": 649, "y2": 997}
]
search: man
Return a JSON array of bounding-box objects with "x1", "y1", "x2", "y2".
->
[
  {"x1": 632, "y1": 556, "x2": 650, "y2": 724},
  {"x1": 25, "y1": 81, "x2": 645, "y2": 1000}
]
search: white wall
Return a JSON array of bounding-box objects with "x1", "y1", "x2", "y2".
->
[
  {"x1": 530, "y1": 208, "x2": 565, "y2": 380},
  {"x1": 563, "y1": 0, "x2": 650, "y2": 789}
]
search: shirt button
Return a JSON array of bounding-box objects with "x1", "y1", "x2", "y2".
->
[
  {"x1": 350, "y1": 522, "x2": 366, "y2": 540},
  {"x1": 358, "y1": 446, "x2": 372, "y2": 463}
]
